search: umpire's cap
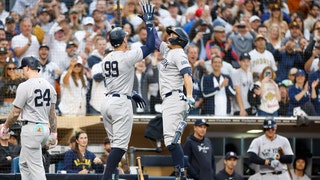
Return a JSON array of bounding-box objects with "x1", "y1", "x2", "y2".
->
[
  {"x1": 19, "y1": 56, "x2": 41, "y2": 72},
  {"x1": 263, "y1": 117, "x2": 276, "y2": 129},
  {"x1": 166, "y1": 27, "x2": 189, "y2": 48},
  {"x1": 109, "y1": 27, "x2": 128, "y2": 48}
]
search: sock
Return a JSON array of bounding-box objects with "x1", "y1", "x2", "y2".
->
[
  {"x1": 102, "y1": 148, "x2": 125, "y2": 180},
  {"x1": 167, "y1": 144, "x2": 185, "y2": 176}
]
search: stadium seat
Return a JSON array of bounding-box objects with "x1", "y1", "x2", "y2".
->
[{"x1": 11, "y1": 157, "x2": 20, "y2": 173}]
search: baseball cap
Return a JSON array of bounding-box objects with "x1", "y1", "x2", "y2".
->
[
  {"x1": 195, "y1": 8, "x2": 203, "y2": 18},
  {"x1": 295, "y1": 69, "x2": 306, "y2": 77},
  {"x1": 271, "y1": 3, "x2": 281, "y2": 11},
  {"x1": 279, "y1": 79, "x2": 293, "y2": 87},
  {"x1": 5, "y1": 16, "x2": 15, "y2": 24},
  {"x1": 255, "y1": 34, "x2": 266, "y2": 41},
  {"x1": 239, "y1": 52, "x2": 251, "y2": 61},
  {"x1": 194, "y1": 119, "x2": 209, "y2": 127},
  {"x1": 40, "y1": 8, "x2": 50, "y2": 15},
  {"x1": 39, "y1": 43, "x2": 49, "y2": 50},
  {"x1": 263, "y1": 117, "x2": 276, "y2": 129},
  {"x1": 66, "y1": 41, "x2": 78, "y2": 48},
  {"x1": 249, "y1": 15, "x2": 260, "y2": 23},
  {"x1": 213, "y1": 25, "x2": 225, "y2": 32},
  {"x1": 69, "y1": 8, "x2": 78, "y2": 14},
  {"x1": 19, "y1": 56, "x2": 41, "y2": 71},
  {"x1": 54, "y1": 26, "x2": 64, "y2": 34},
  {"x1": 289, "y1": 21, "x2": 300, "y2": 29},
  {"x1": 199, "y1": 19, "x2": 208, "y2": 26},
  {"x1": 82, "y1": 17, "x2": 94, "y2": 25},
  {"x1": 0, "y1": 47, "x2": 7, "y2": 54},
  {"x1": 225, "y1": 151, "x2": 238, "y2": 160},
  {"x1": 168, "y1": 1, "x2": 179, "y2": 8},
  {"x1": 76, "y1": 56, "x2": 83, "y2": 65},
  {"x1": 289, "y1": 67, "x2": 298, "y2": 75}
]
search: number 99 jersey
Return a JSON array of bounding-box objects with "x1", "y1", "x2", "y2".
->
[
  {"x1": 13, "y1": 78, "x2": 57, "y2": 124},
  {"x1": 101, "y1": 49, "x2": 143, "y2": 95}
]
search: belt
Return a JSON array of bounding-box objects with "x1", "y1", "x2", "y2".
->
[
  {"x1": 260, "y1": 171, "x2": 282, "y2": 175},
  {"x1": 106, "y1": 93, "x2": 131, "y2": 100},
  {"x1": 21, "y1": 121, "x2": 46, "y2": 126},
  {"x1": 165, "y1": 90, "x2": 182, "y2": 98}
]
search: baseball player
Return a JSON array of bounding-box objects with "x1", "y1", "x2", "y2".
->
[
  {"x1": 98, "y1": 1, "x2": 155, "y2": 179},
  {"x1": 0, "y1": 56, "x2": 58, "y2": 180},
  {"x1": 153, "y1": 25, "x2": 195, "y2": 178},
  {"x1": 247, "y1": 117, "x2": 294, "y2": 180}
]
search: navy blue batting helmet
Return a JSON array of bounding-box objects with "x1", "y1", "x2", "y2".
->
[
  {"x1": 166, "y1": 27, "x2": 189, "y2": 48},
  {"x1": 263, "y1": 117, "x2": 276, "y2": 129},
  {"x1": 109, "y1": 27, "x2": 127, "y2": 48},
  {"x1": 19, "y1": 56, "x2": 41, "y2": 71}
]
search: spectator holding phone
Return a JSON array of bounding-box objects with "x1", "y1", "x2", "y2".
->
[{"x1": 254, "y1": 66, "x2": 280, "y2": 116}]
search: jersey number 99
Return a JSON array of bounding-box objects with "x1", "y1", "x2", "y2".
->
[
  {"x1": 34, "y1": 89, "x2": 51, "y2": 107},
  {"x1": 104, "y1": 61, "x2": 119, "y2": 77}
]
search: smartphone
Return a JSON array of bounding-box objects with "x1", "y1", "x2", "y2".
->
[{"x1": 266, "y1": 72, "x2": 271, "y2": 76}]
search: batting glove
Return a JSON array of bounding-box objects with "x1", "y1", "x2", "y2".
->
[
  {"x1": 186, "y1": 97, "x2": 195, "y2": 109},
  {"x1": 0, "y1": 124, "x2": 9, "y2": 140},
  {"x1": 132, "y1": 91, "x2": 146, "y2": 108},
  {"x1": 270, "y1": 159, "x2": 280, "y2": 168},
  {"x1": 138, "y1": 0, "x2": 155, "y2": 26},
  {"x1": 46, "y1": 132, "x2": 58, "y2": 149}
]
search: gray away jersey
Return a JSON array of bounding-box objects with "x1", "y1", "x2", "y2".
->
[
  {"x1": 158, "y1": 42, "x2": 190, "y2": 97},
  {"x1": 13, "y1": 77, "x2": 57, "y2": 124},
  {"x1": 101, "y1": 48, "x2": 143, "y2": 95}
]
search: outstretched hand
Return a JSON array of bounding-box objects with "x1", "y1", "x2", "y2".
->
[
  {"x1": 138, "y1": 0, "x2": 155, "y2": 26},
  {"x1": 132, "y1": 91, "x2": 146, "y2": 108}
]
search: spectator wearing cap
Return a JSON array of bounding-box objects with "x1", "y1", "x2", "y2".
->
[
  {"x1": 215, "y1": 151, "x2": 243, "y2": 180},
  {"x1": 0, "y1": 1, "x2": 9, "y2": 24},
  {"x1": 263, "y1": 3, "x2": 289, "y2": 38},
  {"x1": 47, "y1": 25, "x2": 68, "y2": 72},
  {"x1": 260, "y1": 2, "x2": 291, "y2": 24},
  {"x1": 304, "y1": 3, "x2": 320, "y2": 33},
  {"x1": 257, "y1": 24, "x2": 276, "y2": 53},
  {"x1": 189, "y1": 19, "x2": 214, "y2": 60},
  {"x1": 286, "y1": 16, "x2": 310, "y2": 41},
  {"x1": 231, "y1": 52, "x2": 254, "y2": 116},
  {"x1": 183, "y1": 119, "x2": 215, "y2": 180},
  {"x1": 273, "y1": 38, "x2": 303, "y2": 83},
  {"x1": 228, "y1": 21, "x2": 254, "y2": 68},
  {"x1": 38, "y1": 8, "x2": 54, "y2": 35},
  {"x1": 287, "y1": 69, "x2": 318, "y2": 116},
  {"x1": 290, "y1": 156, "x2": 311, "y2": 180},
  {"x1": 278, "y1": 82, "x2": 289, "y2": 116},
  {"x1": 59, "y1": 54, "x2": 88, "y2": 116},
  {"x1": 249, "y1": 34, "x2": 277, "y2": 76},
  {"x1": 161, "y1": 1, "x2": 186, "y2": 28},
  {"x1": 4, "y1": 16, "x2": 17, "y2": 42},
  {"x1": 249, "y1": 15, "x2": 261, "y2": 34},
  {"x1": 205, "y1": 25, "x2": 238, "y2": 66},
  {"x1": 201, "y1": 55, "x2": 235, "y2": 115},
  {"x1": 281, "y1": 21, "x2": 302, "y2": 49},
  {"x1": 68, "y1": 7, "x2": 82, "y2": 32},
  {"x1": 38, "y1": 44, "x2": 61, "y2": 87},
  {"x1": 74, "y1": 17, "x2": 97, "y2": 53}
]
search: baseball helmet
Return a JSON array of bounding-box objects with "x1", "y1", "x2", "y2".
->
[
  {"x1": 166, "y1": 27, "x2": 189, "y2": 48},
  {"x1": 19, "y1": 56, "x2": 41, "y2": 71},
  {"x1": 263, "y1": 117, "x2": 276, "y2": 129},
  {"x1": 109, "y1": 27, "x2": 127, "y2": 48}
]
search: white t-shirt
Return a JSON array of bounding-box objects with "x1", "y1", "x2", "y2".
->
[
  {"x1": 11, "y1": 34, "x2": 39, "y2": 65},
  {"x1": 249, "y1": 49, "x2": 277, "y2": 74}
]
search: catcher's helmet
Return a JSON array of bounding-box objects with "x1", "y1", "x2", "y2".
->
[
  {"x1": 166, "y1": 27, "x2": 189, "y2": 48},
  {"x1": 19, "y1": 56, "x2": 41, "y2": 71},
  {"x1": 263, "y1": 117, "x2": 276, "y2": 129},
  {"x1": 109, "y1": 27, "x2": 127, "y2": 48}
]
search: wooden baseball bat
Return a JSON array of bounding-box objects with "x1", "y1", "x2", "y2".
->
[
  {"x1": 136, "y1": 157, "x2": 144, "y2": 180},
  {"x1": 278, "y1": 147, "x2": 292, "y2": 179}
]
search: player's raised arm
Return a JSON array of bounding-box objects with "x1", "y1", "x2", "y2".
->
[{"x1": 138, "y1": 0, "x2": 156, "y2": 58}]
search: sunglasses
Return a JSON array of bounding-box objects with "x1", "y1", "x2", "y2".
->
[{"x1": 7, "y1": 67, "x2": 16, "y2": 70}]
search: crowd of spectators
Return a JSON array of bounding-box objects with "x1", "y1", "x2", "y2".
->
[{"x1": 0, "y1": 0, "x2": 320, "y2": 118}]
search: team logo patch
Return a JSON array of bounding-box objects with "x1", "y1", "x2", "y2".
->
[
  {"x1": 181, "y1": 60, "x2": 188, "y2": 65},
  {"x1": 33, "y1": 124, "x2": 44, "y2": 133},
  {"x1": 161, "y1": 58, "x2": 169, "y2": 68}
]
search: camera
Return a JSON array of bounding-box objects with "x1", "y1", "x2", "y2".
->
[{"x1": 266, "y1": 71, "x2": 271, "y2": 76}]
